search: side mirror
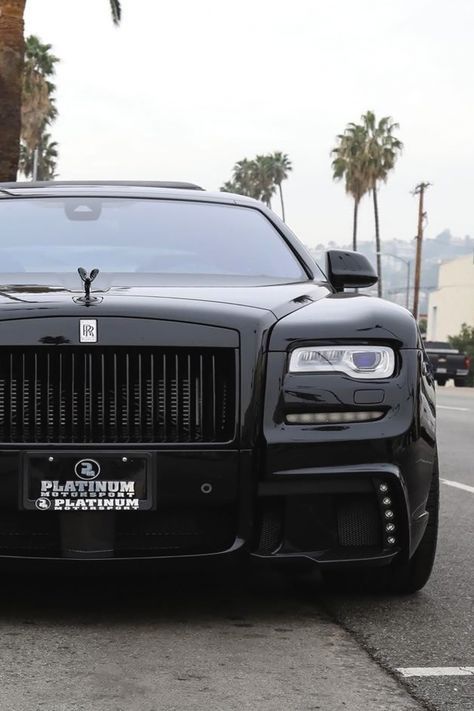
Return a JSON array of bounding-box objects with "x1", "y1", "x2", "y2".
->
[{"x1": 325, "y1": 250, "x2": 378, "y2": 292}]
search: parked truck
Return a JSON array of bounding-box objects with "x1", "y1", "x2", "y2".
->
[{"x1": 424, "y1": 341, "x2": 472, "y2": 387}]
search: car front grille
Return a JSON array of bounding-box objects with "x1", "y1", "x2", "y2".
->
[{"x1": 0, "y1": 347, "x2": 236, "y2": 444}]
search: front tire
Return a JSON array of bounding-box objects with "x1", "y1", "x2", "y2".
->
[
  {"x1": 436, "y1": 377, "x2": 446, "y2": 386},
  {"x1": 454, "y1": 378, "x2": 467, "y2": 387}
]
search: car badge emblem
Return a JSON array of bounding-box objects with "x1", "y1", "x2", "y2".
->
[
  {"x1": 80, "y1": 319, "x2": 97, "y2": 343},
  {"x1": 75, "y1": 458, "x2": 101, "y2": 481}
]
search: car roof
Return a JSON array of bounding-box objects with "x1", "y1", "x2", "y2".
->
[{"x1": 0, "y1": 180, "x2": 261, "y2": 207}]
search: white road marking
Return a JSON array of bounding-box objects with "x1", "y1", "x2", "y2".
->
[
  {"x1": 441, "y1": 478, "x2": 474, "y2": 494},
  {"x1": 437, "y1": 405, "x2": 470, "y2": 412},
  {"x1": 397, "y1": 667, "x2": 474, "y2": 677}
]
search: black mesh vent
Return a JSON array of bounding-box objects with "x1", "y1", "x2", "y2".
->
[
  {"x1": 0, "y1": 347, "x2": 236, "y2": 444},
  {"x1": 337, "y1": 495, "x2": 381, "y2": 547},
  {"x1": 257, "y1": 498, "x2": 284, "y2": 554}
]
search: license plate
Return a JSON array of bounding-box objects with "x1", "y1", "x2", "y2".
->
[
  {"x1": 22, "y1": 452, "x2": 154, "y2": 512},
  {"x1": 436, "y1": 367, "x2": 447, "y2": 374}
]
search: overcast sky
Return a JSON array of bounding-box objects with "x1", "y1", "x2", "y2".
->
[{"x1": 25, "y1": 0, "x2": 474, "y2": 247}]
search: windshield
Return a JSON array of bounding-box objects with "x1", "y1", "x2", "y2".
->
[{"x1": 0, "y1": 197, "x2": 308, "y2": 282}]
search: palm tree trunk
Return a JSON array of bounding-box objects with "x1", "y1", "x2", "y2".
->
[
  {"x1": 373, "y1": 187, "x2": 382, "y2": 297},
  {"x1": 352, "y1": 198, "x2": 359, "y2": 251},
  {"x1": 0, "y1": 0, "x2": 26, "y2": 182},
  {"x1": 278, "y1": 183, "x2": 285, "y2": 222}
]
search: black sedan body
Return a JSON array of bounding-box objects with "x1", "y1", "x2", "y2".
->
[{"x1": 0, "y1": 182, "x2": 438, "y2": 591}]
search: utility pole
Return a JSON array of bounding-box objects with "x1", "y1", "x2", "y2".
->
[{"x1": 412, "y1": 182, "x2": 430, "y2": 320}]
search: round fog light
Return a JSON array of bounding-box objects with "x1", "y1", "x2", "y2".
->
[
  {"x1": 382, "y1": 497, "x2": 392, "y2": 506},
  {"x1": 387, "y1": 536, "x2": 396, "y2": 545},
  {"x1": 386, "y1": 523, "x2": 395, "y2": 532},
  {"x1": 379, "y1": 483, "x2": 388, "y2": 493},
  {"x1": 385, "y1": 510, "x2": 394, "y2": 519}
]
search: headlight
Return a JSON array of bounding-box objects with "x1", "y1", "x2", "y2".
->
[{"x1": 289, "y1": 346, "x2": 395, "y2": 379}]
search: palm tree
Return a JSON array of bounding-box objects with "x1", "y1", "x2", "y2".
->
[
  {"x1": 109, "y1": 0, "x2": 122, "y2": 25},
  {"x1": 221, "y1": 179, "x2": 238, "y2": 193},
  {"x1": 0, "y1": 0, "x2": 26, "y2": 182},
  {"x1": 0, "y1": 0, "x2": 121, "y2": 182},
  {"x1": 331, "y1": 124, "x2": 369, "y2": 251},
  {"x1": 360, "y1": 111, "x2": 403, "y2": 297},
  {"x1": 221, "y1": 159, "x2": 258, "y2": 198},
  {"x1": 270, "y1": 151, "x2": 292, "y2": 221},
  {"x1": 221, "y1": 157, "x2": 272, "y2": 203},
  {"x1": 21, "y1": 36, "x2": 59, "y2": 162},
  {"x1": 19, "y1": 132, "x2": 58, "y2": 179},
  {"x1": 234, "y1": 158, "x2": 261, "y2": 199},
  {"x1": 253, "y1": 154, "x2": 276, "y2": 207}
]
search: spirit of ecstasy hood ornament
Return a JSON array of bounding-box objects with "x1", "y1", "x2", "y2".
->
[{"x1": 77, "y1": 267, "x2": 100, "y2": 303}]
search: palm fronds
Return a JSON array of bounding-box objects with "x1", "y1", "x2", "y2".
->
[
  {"x1": 21, "y1": 35, "x2": 60, "y2": 177},
  {"x1": 221, "y1": 152, "x2": 292, "y2": 219},
  {"x1": 109, "y1": 0, "x2": 122, "y2": 25}
]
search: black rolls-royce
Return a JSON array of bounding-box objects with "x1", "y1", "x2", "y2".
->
[{"x1": 0, "y1": 181, "x2": 438, "y2": 592}]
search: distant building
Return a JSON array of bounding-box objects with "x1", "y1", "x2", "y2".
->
[{"x1": 427, "y1": 253, "x2": 474, "y2": 341}]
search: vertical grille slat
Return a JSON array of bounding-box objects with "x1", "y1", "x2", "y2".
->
[
  {"x1": 71, "y1": 352, "x2": 76, "y2": 442},
  {"x1": 8, "y1": 353, "x2": 14, "y2": 441},
  {"x1": 21, "y1": 353, "x2": 27, "y2": 442},
  {"x1": 0, "y1": 347, "x2": 236, "y2": 444},
  {"x1": 58, "y1": 351, "x2": 63, "y2": 442},
  {"x1": 211, "y1": 354, "x2": 217, "y2": 440},
  {"x1": 162, "y1": 352, "x2": 168, "y2": 442},
  {"x1": 149, "y1": 353, "x2": 154, "y2": 442},
  {"x1": 100, "y1": 352, "x2": 105, "y2": 442},
  {"x1": 175, "y1": 353, "x2": 181, "y2": 441}
]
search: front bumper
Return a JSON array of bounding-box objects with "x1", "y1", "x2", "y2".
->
[{"x1": 0, "y1": 448, "x2": 430, "y2": 567}]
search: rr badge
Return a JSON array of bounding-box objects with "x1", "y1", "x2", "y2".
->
[{"x1": 80, "y1": 319, "x2": 97, "y2": 343}]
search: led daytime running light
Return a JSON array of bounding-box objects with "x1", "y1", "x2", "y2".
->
[{"x1": 286, "y1": 411, "x2": 384, "y2": 424}]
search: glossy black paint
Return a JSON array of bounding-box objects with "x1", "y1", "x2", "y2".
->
[{"x1": 0, "y1": 182, "x2": 437, "y2": 566}]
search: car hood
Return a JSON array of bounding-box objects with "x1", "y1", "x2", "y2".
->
[{"x1": 0, "y1": 278, "x2": 330, "y2": 327}]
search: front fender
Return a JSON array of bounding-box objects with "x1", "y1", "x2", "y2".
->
[{"x1": 268, "y1": 292, "x2": 419, "y2": 351}]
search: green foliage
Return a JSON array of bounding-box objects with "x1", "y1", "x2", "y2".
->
[
  {"x1": 360, "y1": 111, "x2": 403, "y2": 188},
  {"x1": 21, "y1": 36, "x2": 59, "y2": 153},
  {"x1": 24, "y1": 35, "x2": 59, "y2": 78},
  {"x1": 448, "y1": 323, "x2": 474, "y2": 385},
  {"x1": 21, "y1": 35, "x2": 59, "y2": 178},
  {"x1": 418, "y1": 317, "x2": 427, "y2": 336},
  {"x1": 221, "y1": 152, "x2": 292, "y2": 219},
  {"x1": 331, "y1": 123, "x2": 368, "y2": 203},
  {"x1": 19, "y1": 133, "x2": 58, "y2": 181}
]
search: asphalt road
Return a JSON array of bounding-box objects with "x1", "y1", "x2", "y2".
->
[
  {"x1": 0, "y1": 388, "x2": 472, "y2": 711},
  {"x1": 322, "y1": 386, "x2": 474, "y2": 711}
]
